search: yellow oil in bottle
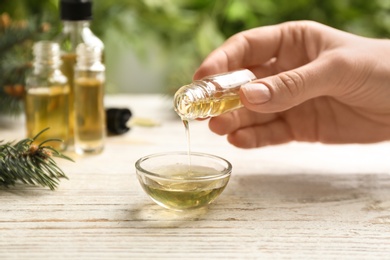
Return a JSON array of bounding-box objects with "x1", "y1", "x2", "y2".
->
[
  {"x1": 177, "y1": 93, "x2": 242, "y2": 120},
  {"x1": 139, "y1": 164, "x2": 229, "y2": 210},
  {"x1": 60, "y1": 53, "x2": 77, "y2": 142},
  {"x1": 25, "y1": 86, "x2": 70, "y2": 150},
  {"x1": 74, "y1": 77, "x2": 105, "y2": 154},
  {"x1": 173, "y1": 69, "x2": 255, "y2": 120}
]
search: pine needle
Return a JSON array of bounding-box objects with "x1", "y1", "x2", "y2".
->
[{"x1": 0, "y1": 128, "x2": 73, "y2": 190}]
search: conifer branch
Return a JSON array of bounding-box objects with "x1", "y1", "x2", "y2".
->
[
  {"x1": 0, "y1": 13, "x2": 51, "y2": 116},
  {"x1": 0, "y1": 128, "x2": 73, "y2": 190}
]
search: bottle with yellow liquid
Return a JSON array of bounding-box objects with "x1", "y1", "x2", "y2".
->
[
  {"x1": 74, "y1": 43, "x2": 105, "y2": 154},
  {"x1": 25, "y1": 41, "x2": 70, "y2": 151},
  {"x1": 173, "y1": 69, "x2": 256, "y2": 120},
  {"x1": 56, "y1": 0, "x2": 104, "y2": 145}
]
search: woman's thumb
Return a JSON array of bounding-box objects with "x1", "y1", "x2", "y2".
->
[{"x1": 240, "y1": 61, "x2": 334, "y2": 113}]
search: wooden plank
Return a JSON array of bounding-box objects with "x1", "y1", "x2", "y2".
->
[{"x1": 0, "y1": 94, "x2": 390, "y2": 259}]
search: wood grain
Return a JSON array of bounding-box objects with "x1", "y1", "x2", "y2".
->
[{"x1": 1, "y1": 95, "x2": 390, "y2": 259}]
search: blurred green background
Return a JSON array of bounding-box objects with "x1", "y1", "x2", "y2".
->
[{"x1": 2, "y1": 0, "x2": 390, "y2": 94}]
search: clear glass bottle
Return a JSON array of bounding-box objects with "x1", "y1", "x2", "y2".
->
[
  {"x1": 174, "y1": 69, "x2": 256, "y2": 120},
  {"x1": 56, "y1": 0, "x2": 104, "y2": 145},
  {"x1": 74, "y1": 43, "x2": 105, "y2": 154},
  {"x1": 25, "y1": 41, "x2": 70, "y2": 151}
]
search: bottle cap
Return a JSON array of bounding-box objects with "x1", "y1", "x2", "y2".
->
[
  {"x1": 106, "y1": 108, "x2": 132, "y2": 135},
  {"x1": 60, "y1": 0, "x2": 93, "y2": 21}
]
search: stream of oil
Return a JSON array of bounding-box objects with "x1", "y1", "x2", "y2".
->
[{"x1": 182, "y1": 119, "x2": 191, "y2": 170}]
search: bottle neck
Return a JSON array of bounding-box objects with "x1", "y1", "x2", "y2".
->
[
  {"x1": 59, "y1": 20, "x2": 104, "y2": 53},
  {"x1": 76, "y1": 43, "x2": 103, "y2": 70},
  {"x1": 173, "y1": 82, "x2": 211, "y2": 120},
  {"x1": 62, "y1": 20, "x2": 91, "y2": 32},
  {"x1": 33, "y1": 41, "x2": 61, "y2": 74}
]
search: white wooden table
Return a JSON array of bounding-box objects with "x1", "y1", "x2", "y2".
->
[{"x1": 1, "y1": 94, "x2": 390, "y2": 259}]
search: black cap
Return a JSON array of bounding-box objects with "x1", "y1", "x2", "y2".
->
[
  {"x1": 106, "y1": 108, "x2": 132, "y2": 135},
  {"x1": 60, "y1": 0, "x2": 93, "y2": 21}
]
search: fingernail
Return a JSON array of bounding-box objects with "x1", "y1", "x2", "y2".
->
[{"x1": 241, "y1": 83, "x2": 271, "y2": 104}]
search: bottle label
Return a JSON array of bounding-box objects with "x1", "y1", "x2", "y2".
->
[{"x1": 205, "y1": 69, "x2": 256, "y2": 89}]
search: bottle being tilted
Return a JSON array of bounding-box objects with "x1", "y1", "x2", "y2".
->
[
  {"x1": 73, "y1": 43, "x2": 105, "y2": 155},
  {"x1": 56, "y1": 0, "x2": 104, "y2": 145},
  {"x1": 174, "y1": 69, "x2": 256, "y2": 120}
]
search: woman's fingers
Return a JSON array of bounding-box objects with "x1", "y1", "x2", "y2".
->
[
  {"x1": 193, "y1": 21, "x2": 330, "y2": 80},
  {"x1": 208, "y1": 108, "x2": 293, "y2": 148},
  {"x1": 208, "y1": 108, "x2": 278, "y2": 135},
  {"x1": 240, "y1": 51, "x2": 348, "y2": 113},
  {"x1": 227, "y1": 119, "x2": 293, "y2": 148}
]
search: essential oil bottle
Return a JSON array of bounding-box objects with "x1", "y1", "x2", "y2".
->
[
  {"x1": 56, "y1": 0, "x2": 104, "y2": 145},
  {"x1": 25, "y1": 41, "x2": 70, "y2": 150},
  {"x1": 74, "y1": 43, "x2": 105, "y2": 154},
  {"x1": 173, "y1": 69, "x2": 256, "y2": 120}
]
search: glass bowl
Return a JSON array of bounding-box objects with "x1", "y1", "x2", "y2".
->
[{"x1": 135, "y1": 151, "x2": 232, "y2": 211}]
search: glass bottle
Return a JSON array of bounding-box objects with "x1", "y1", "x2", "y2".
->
[
  {"x1": 25, "y1": 41, "x2": 70, "y2": 151},
  {"x1": 174, "y1": 69, "x2": 256, "y2": 120},
  {"x1": 56, "y1": 0, "x2": 104, "y2": 145},
  {"x1": 74, "y1": 43, "x2": 105, "y2": 154}
]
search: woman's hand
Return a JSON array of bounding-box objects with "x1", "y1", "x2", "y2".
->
[{"x1": 194, "y1": 21, "x2": 390, "y2": 148}]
